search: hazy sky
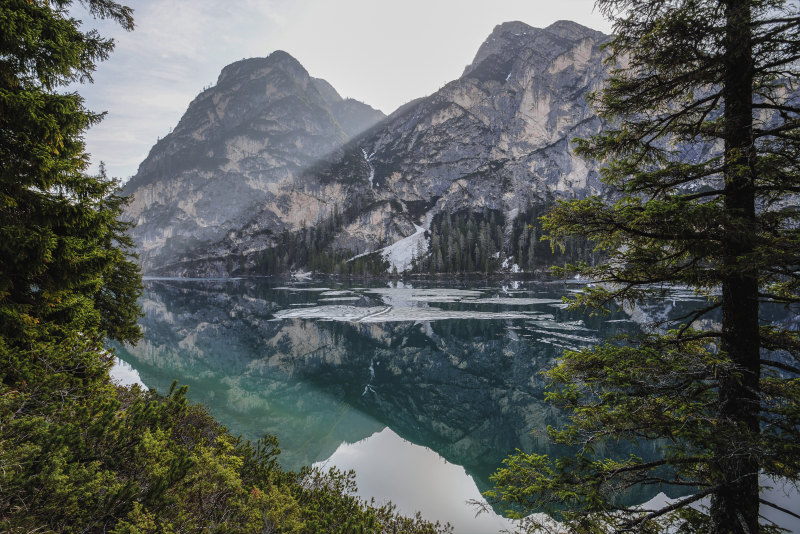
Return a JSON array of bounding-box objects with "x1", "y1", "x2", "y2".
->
[{"x1": 72, "y1": 0, "x2": 613, "y2": 180}]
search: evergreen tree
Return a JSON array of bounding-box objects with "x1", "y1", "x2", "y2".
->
[
  {"x1": 489, "y1": 1, "x2": 800, "y2": 533},
  {"x1": 0, "y1": 0, "x2": 141, "y2": 349}
]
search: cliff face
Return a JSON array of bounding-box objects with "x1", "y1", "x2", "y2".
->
[
  {"x1": 122, "y1": 51, "x2": 385, "y2": 271},
  {"x1": 126, "y1": 21, "x2": 613, "y2": 275},
  {"x1": 330, "y1": 20, "x2": 611, "y2": 258}
]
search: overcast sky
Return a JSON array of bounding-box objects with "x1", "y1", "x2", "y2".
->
[{"x1": 71, "y1": 0, "x2": 613, "y2": 180}]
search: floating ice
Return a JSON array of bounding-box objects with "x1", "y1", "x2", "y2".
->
[
  {"x1": 273, "y1": 305, "x2": 541, "y2": 323},
  {"x1": 274, "y1": 286, "x2": 333, "y2": 292},
  {"x1": 527, "y1": 319, "x2": 592, "y2": 332},
  {"x1": 473, "y1": 297, "x2": 562, "y2": 306},
  {"x1": 365, "y1": 287, "x2": 484, "y2": 305},
  {"x1": 529, "y1": 329, "x2": 599, "y2": 344},
  {"x1": 538, "y1": 337, "x2": 583, "y2": 351}
]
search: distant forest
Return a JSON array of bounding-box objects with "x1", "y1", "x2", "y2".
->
[{"x1": 241, "y1": 199, "x2": 598, "y2": 277}]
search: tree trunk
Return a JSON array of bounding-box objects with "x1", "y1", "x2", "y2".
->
[{"x1": 712, "y1": 0, "x2": 761, "y2": 532}]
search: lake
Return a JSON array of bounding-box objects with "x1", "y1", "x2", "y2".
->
[{"x1": 111, "y1": 277, "x2": 794, "y2": 533}]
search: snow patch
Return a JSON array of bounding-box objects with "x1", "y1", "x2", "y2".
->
[
  {"x1": 501, "y1": 256, "x2": 522, "y2": 273},
  {"x1": 381, "y1": 224, "x2": 428, "y2": 273},
  {"x1": 347, "y1": 209, "x2": 435, "y2": 272},
  {"x1": 291, "y1": 270, "x2": 313, "y2": 280},
  {"x1": 361, "y1": 148, "x2": 376, "y2": 189}
]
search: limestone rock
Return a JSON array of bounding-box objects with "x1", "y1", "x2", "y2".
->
[
  {"x1": 125, "y1": 21, "x2": 613, "y2": 275},
  {"x1": 122, "y1": 50, "x2": 384, "y2": 271}
]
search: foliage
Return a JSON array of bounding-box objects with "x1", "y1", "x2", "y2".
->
[
  {"x1": 508, "y1": 202, "x2": 598, "y2": 273},
  {"x1": 1, "y1": 377, "x2": 453, "y2": 533},
  {"x1": 250, "y1": 210, "x2": 390, "y2": 277},
  {"x1": 0, "y1": 0, "x2": 142, "y2": 345},
  {"x1": 408, "y1": 204, "x2": 596, "y2": 275},
  {"x1": 489, "y1": 0, "x2": 800, "y2": 532},
  {"x1": 415, "y1": 208, "x2": 505, "y2": 274},
  {"x1": 198, "y1": 202, "x2": 597, "y2": 277}
]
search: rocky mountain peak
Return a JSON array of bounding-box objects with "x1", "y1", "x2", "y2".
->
[
  {"x1": 121, "y1": 51, "x2": 385, "y2": 271},
  {"x1": 124, "y1": 20, "x2": 614, "y2": 277},
  {"x1": 544, "y1": 19, "x2": 606, "y2": 41},
  {"x1": 216, "y1": 50, "x2": 308, "y2": 87},
  {"x1": 463, "y1": 19, "x2": 609, "y2": 78}
]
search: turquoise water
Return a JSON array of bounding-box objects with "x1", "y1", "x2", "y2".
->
[{"x1": 114, "y1": 278, "x2": 730, "y2": 531}]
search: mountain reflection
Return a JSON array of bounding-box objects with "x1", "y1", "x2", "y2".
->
[{"x1": 115, "y1": 278, "x2": 703, "y2": 509}]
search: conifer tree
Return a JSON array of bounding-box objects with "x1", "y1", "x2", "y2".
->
[
  {"x1": 1, "y1": 0, "x2": 141, "y2": 350},
  {"x1": 489, "y1": 1, "x2": 800, "y2": 533}
]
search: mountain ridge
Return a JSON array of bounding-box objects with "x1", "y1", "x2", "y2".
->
[
  {"x1": 122, "y1": 49, "x2": 385, "y2": 270},
  {"x1": 123, "y1": 20, "x2": 613, "y2": 276}
]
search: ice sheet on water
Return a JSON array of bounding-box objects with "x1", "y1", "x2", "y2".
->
[
  {"x1": 473, "y1": 297, "x2": 563, "y2": 306},
  {"x1": 274, "y1": 305, "x2": 381, "y2": 322},
  {"x1": 528, "y1": 329, "x2": 599, "y2": 344},
  {"x1": 274, "y1": 287, "x2": 333, "y2": 292},
  {"x1": 320, "y1": 290, "x2": 353, "y2": 296},
  {"x1": 538, "y1": 337, "x2": 583, "y2": 351},
  {"x1": 527, "y1": 319, "x2": 592, "y2": 332},
  {"x1": 273, "y1": 305, "x2": 541, "y2": 323},
  {"x1": 365, "y1": 287, "x2": 484, "y2": 304},
  {"x1": 318, "y1": 297, "x2": 362, "y2": 302},
  {"x1": 667, "y1": 287, "x2": 714, "y2": 300}
]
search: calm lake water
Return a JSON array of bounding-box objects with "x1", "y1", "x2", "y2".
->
[{"x1": 111, "y1": 277, "x2": 797, "y2": 533}]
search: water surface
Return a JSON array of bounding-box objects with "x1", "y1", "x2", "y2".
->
[{"x1": 114, "y1": 278, "x2": 726, "y2": 531}]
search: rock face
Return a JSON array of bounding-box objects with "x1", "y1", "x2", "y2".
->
[
  {"x1": 122, "y1": 51, "x2": 385, "y2": 271},
  {"x1": 125, "y1": 21, "x2": 613, "y2": 275}
]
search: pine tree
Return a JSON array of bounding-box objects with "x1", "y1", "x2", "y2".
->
[
  {"x1": 0, "y1": 0, "x2": 140, "y2": 349},
  {"x1": 489, "y1": 1, "x2": 800, "y2": 533}
]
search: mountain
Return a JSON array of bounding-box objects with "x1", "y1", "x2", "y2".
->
[
  {"x1": 121, "y1": 51, "x2": 385, "y2": 270},
  {"x1": 125, "y1": 21, "x2": 613, "y2": 276}
]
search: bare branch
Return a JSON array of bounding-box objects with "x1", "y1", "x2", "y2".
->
[{"x1": 759, "y1": 498, "x2": 800, "y2": 521}]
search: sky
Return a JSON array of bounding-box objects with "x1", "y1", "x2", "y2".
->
[{"x1": 71, "y1": 0, "x2": 613, "y2": 180}]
